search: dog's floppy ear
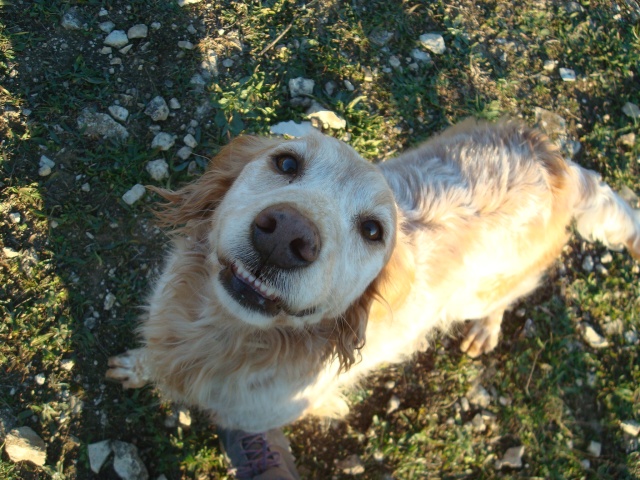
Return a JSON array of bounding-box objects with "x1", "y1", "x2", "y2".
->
[
  {"x1": 335, "y1": 228, "x2": 415, "y2": 373},
  {"x1": 150, "y1": 136, "x2": 282, "y2": 233}
]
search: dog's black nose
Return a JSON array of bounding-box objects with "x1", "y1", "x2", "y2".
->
[{"x1": 252, "y1": 204, "x2": 321, "y2": 269}]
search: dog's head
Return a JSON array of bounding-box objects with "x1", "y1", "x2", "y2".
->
[{"x1": 152, "y1": 132, "x2": 407, "y2": 369}]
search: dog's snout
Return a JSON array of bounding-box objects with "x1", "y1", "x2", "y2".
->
[{"x1": 252, "y1": 204, "x2": 321, "y2": 268}]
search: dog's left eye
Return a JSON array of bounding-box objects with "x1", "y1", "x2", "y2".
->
[
  {"x1": 360, "y1": 219, "x2": 383, "y2": 242},
  {"x1": 274, "y1": 155, "x2": 299, "y2": 175}
]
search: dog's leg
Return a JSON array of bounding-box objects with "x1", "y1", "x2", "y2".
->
[
  {"x1": 570, "y1": 163, "x2": 640, "y2": 259},
  {"x1": 460, "y1": 309, "x2": 504, "y2": 358},
  {"x1": 105, "y1": 348, "x2": 150, "y2": 389}
]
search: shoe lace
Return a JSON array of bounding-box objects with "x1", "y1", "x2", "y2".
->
[{"x1": 232, "y1": 432, "x2": 282, "y2": 477}]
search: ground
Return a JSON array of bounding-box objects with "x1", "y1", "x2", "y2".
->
[{"x1": 1, "y1": 0, "x2": 640, "y2": 479}]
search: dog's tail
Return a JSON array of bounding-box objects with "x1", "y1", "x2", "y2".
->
[{"x1": 568, "y1": 162, "x2": 640, "y2": 260}]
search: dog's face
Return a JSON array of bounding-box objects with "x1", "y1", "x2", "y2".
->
[{"x1": 206, "y1": 133, "x2": 397, "y2": 329}]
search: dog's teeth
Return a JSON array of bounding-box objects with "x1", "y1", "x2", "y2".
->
[
  {"x1": 248, "y1": 274, "x2": 257, "y2": 283},
  {"x1": 254, "y1": 278, "x2": 262, "y2": 287}
]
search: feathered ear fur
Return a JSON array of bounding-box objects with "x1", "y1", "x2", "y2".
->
[
  {"x1": 149, "y1": 136, "x2": 282, "y2": 234},
  {"x1": 335, "y1": 224, "x2": 415, "y2": 373}
]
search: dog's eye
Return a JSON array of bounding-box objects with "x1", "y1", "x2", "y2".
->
[
  {"x1": 360, "y1": 219, "x2": 383, "y2": 242},
  {"x1": 274, "y1": 155, "x2": 299, "y2": 175}
]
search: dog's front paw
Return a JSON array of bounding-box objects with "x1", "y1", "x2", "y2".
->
[
  {"x1": 460, "y1": 313, "x2": 503, "y2": 358},
  {"x1": 105, "y1": 348, "x2": 150, "y2": 389}
]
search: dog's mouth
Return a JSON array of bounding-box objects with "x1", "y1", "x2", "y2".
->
[{"x1": 219, "y1": 260, "x2": 316, "y2": 318}]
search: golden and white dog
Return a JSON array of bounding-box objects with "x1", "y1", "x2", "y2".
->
[{"x1": 107, "y1": 119, "x2": 640, "y2": 433}]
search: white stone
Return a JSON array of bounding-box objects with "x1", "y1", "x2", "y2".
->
[
  {"x1": 112, "y1": 441, "x2": 149, "y2": 480},
  {"x1": 151, "y1": 22, "x2": 161, "y2": 30},
  {"x1": 119, "y1": 44, "x2": 133, "y2": 55},
  {"x1": 146, "y1": 159, "x2": 169, "y2": 181},
  {"x1": 460, "y1": 397, "x2": 470, "y2": 412},
  {"x1": 289, "y1": 77, "x2": 315, "y2": 97},
  {"x1": 127, "y1": 24, "x2": 148, "y2": 39},
  {"x1": 369, "y1": 30, "x2": 393, "y2": 46},
  {"x1": 467, "y1": 383, "x2": 491, "y2": 408},
  {"x1": 98, "y1": 8, "x2": 108, "y2": 16},
  {"x1": 190, "y1": 73, "x2": 207, "y2": 87},
  {"x1": 178, "y1": 407, "x2": 191, "y2": 427},
  {"x1": 601, "y1": 252, "x2": 613, "y2": 264},
  {"x1": 324, "y1": 81, "x2": 336, "y2": 96},
  {"x1": 40, "y1": 155, "x2": 55, "y2": 169},
  {"x1": 386, "y1": 395, "x2": 401, "y2": 414},
  {"x1": 183, "y1": 134, "x2": 197, "y2": 148},
  {"x1": 78, "y1": 109, "x2": 129, "y2": 141},
  {"x1": 625, "y1": 330, "x2": 639, "y2": 344},
  {"x1": 543, "y1": 60, "x2": 558, "y2": 72},
  {"x1": 343, "y1": 79, "x2": 355, "y2": 91},
  {"x1": 177, "y1": 0, "x2": 202, "y2": 5},
  {"x1": 103, "y1": 292, "x2": 117, "y2": 310},
  {"x1": 389, "y1": 55, "x2": 402, "y2": 69},
  {"x1": 419, "y1": 33, "x2": 446, "y2": 54},
  {"x1": 9, "y1": 212, "x2": 21, "y2": 224},
  {"x1": 269, "y1": 121, "x2": 315, "y2": 137},
  {"x1": 104, "y1": 30, "x2": 129, "y2": 48},
  {"x1": 582, "y1": 255, "x2": 594, "y2": 272},
  {"x1": 60, "y1": 359, "x2": 75, "y2": 371},
  {"x1": 411, "y1": 48, "x2": 431, "y2": 63},
  {"x1": 306, "y1": 102, "x2": 347, "y2": 130},
  {"x1": 336, "y1": 454, "x2": 365, "y2": 475},
  {"x1": 495, "y1": 445, "x2": 524, "y2": 470},
  {"x1": 81, "y1": 183, "x2": 90, "y2": 192},
  {"x1": 61, "y1": 8, "x2": 83, "y2": 30},
  {"x1": 99, "y1": 21, "x2": 115, "y2": 34},
  {"x1": 178, "y1": 40, "x2": 195, "y2": 50},
  {"x1": 108, "y1": 105, "x2": 129, "y2": 122},
  {"x1": 222, "y1": 58, "x2": 234, "y2": 68},
  {"x1": 152, "y1": 133, "x2": 176, "y2": 150},
  {"x1": 623, "y1": 102, "x2": 640, "y2": 120},
  {"x1": 621, "y1": 420, "x2": 640, "y2": 436},
  {"x1": 581, "y1": 323, "x2": 609, "y2": 349},
  {"x1": 100, "y1": 46, "x2": 112, "y2": 54},
  {"x1": 35, "y1": 373, "x2": 45, "y2": 385},
  {"x1": 144, "y1": 96, "x2": 170, "y2": 121},
  {"x1": 176, "y1": 146, "x2": 192, "y2": 160},
  {"x1": 88, "y1": 440, "x2": 112, "y2": 474},
  {"x1": 588, "y1": 440, "x2": 602, "y2": 457},
  {"x1": 122, "y1": 185, "x2": 146, "y2": 206},
  {"x1": 559, "y1": 68, "x2": 576, "y2": 81},
  {"x1": 3, "y1": 247, "x2": 20, "y2": 259},
  {"x1": 169, "y1": 98, "x2": 181, "y2": 109},
  {"x1": 4, "y1": 427, "x2": 47, "y2": 466}
]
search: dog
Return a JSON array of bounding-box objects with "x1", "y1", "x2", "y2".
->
[{"x1": 106, "y1": 119, "x2": 640, "y2": 434}]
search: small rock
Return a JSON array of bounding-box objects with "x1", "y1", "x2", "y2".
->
[
  {"x1": 146, "y1": 159, "x2": 169, "y2": 181},
  {"x1": 602, "y1": 318, "x2": 623, "y2": 336},
  {"x1": 88, "y1": 440, "x2": 112, "y2": 474},
  {"x1": 190, "y1": 73, "x2": 207, "y2": 87},
  {"x1": 178, "y1": 407, "x2": 191, "y2": 427},
  {"x1": 34, "y1": 373, "x2": 45, "y2": 385},
  {"x1": 582, "y1": 255, "x2": 594, "y2": 272},
  {"x1": 112, "y1": 441, "x2": 149, "y2": 480},
  {"x1": 495, "y1": 445, "x2": 524, "y2": 470},
  {"x1": 389, "y1": 55, "x2": 402, "y2": 69},
  {"x1": 178, "y1": 0, "x2": 202, "y2": 5},
  {"x1": 61, "y1": 7, "x2": 84, "y2": 30},
  {"x1": 122, "y1": 185, "x2": 146, "y2": 206},
  {"x1": 369, "y1": 30, "x2": 393, "y2": 46},
  {"x1": 588, "y1": 440, "x2": 602, "y2": 457},
  {"x1": 119, "y1": 44, "x2": 133, "y2": 55},
  {"x1": 559, "y1": 68, "x2": 576, "y2": 81},
  {"x1": 108, "y1": 105, "x2": 129, "y2": 122},
  {"x1": 581, "y1": 323, "x2": 609, "y2": 349},
  {"x1": 336, "y1": 454, "x2": 365, "y2": 475},
  {"x1": 145, "y1": 96, "x2": 170, "y2": 122},
  {"x1": 78, "y1": 109, "x2": 129, "y2": 141},
  {"x1": 9, "y1": 212, "x2": 21, "y2": 224},
  {"x1": 169, "y1": 98, "x2": 181, "y2": 109},
  {"x1": 98, "y1": 8, "x2": 108, "y2": 16},
  {"x1": 306, "y1": 102, "x2": 347, "y2": 130},
  {"x1": 621, "y1": 420, "x2": 640, "y2": 437},
  {"x1": 4, "y1": 427, "x2": 47, "y2": 466},
  {"x1": 386, "y1": 395, "x2": 401, "y2": 414},
  {"x1": 467, "y1": 383, "x2": 492, "y2": 408},
  {"x1": 270, "y1": 121, "x2": 315, "y2": 137},
  {"x1": 222, "y1": 58, "x2": 234, "y2": 68},
  {"x1": 600, "y1": 252, "x2": 613, "y2": 264},
  {"x1": 362, "y1": 66, "x2": 373, "y2": 82},
  {"x1": 543, "y1": 60, "x2": 558, "y2": 72},
  {"x1": 176, "y1": 146, "x2": 192, "y2": 160},
  {"x1": 619, "y1": 132, "x2": 636, "y2": 148},
  {"x1": 324, "y1": 81, "x2": 336, "y2": 96},
  {"x1": 625, "y1": 330, "x2": 638, "y2": 345},
  {"x1": 595, "y1": 263, "x2": 608, "y2": 276},
  {"x1": 471, "y1": 413, "x2": 486, "y2": 431},
  {"x1": 411, "y1": 49, "x2": 432, "y2": 63},
  {"x1": 419, "y1": 33, "x2": 446, "y2": 54},
  {"x1": 622, "y1": 102, "x2": 640, "y2": 120},
  {"x1": 200, "y1": 51, "x2": 219, "y2": 78},
  {"x1": 100, "y1": 46, "x2": 113, "y2": 54},
  {"x1": 343, "y1": 79, "x2": 355, "y2": 91},
  {"x1": 183, "y1": 134, "x2": 198, "y2": 148},
  {"x1": 460, "y1": 397, "x2": 470, "y2": 412},
  {"x1": 534, "y1": 107, "x2": 567, "y2": 138},
  {"x1": 60, "y1": 359, "x2": 75, "y2": 371},
  {"x1": 289, "y1": 77, "x2": 315, "y2": 97},
  {"x1": 104, "y1": 30, "x2": 129, "y2": 48},
  {"x1": 103, "y1": 292, "x2": 117, "y2": 310},
  {"x1": 178, "y1": 40, "x2": 195, "y2": 50},
  {"x1": 152, "y1": 133, "x2": 176, "y2": 150},
  {"x1": 3, "y1": 247, "x2": 20, "y2": 259},
  {"x1": 127, "y1": 24, "x2": 148, "y2": 39},
  {"x1": 99, "y1": 21, "x2": 115, "y2": 34},
  {"x1": 39, "y1": 155, "x2": 55, "y2": 172}
]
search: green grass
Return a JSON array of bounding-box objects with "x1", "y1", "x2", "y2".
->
[{"x1": 1, "y1": 0, "x2": 639, "y2": 478}]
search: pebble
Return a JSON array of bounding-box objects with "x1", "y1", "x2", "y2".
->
[
  {"x1": 543, "y1": 60, "x2": 558, "y2": 72},
  {"x1": 343, "y1": 79, "x2": 355, "y2": 91},
  {"x1": 9, "y1": 212, "x2": 21, "y2": 224},
  {"x1": 419, "y1": 33, "x2": 446, "y2": 54},
  {"x1": 176, "y1": 146, "x2": 192, "y2": 160},
  {"x1": 363, "y1": 66, "x2": 373, "y2": 82},
  {"x1": 144, "y1": 96, "x2": 170, "y2": 121},
  {"x1": 622, "y1": 102, "x2": 640, "y2": 120},
  {"x1": 582, "y1": 255, "x2": 594, "y2": 272},
  {"x1": 625, "y1": 330, "x2": 638, "y2": 344},
  {"x1": 460, "y1": 397, "x2": 470, "y2": 412},
  {"x1": 178, "y1": 0, "x2": 203, "y2": 5},
  {"x1": 183, "y1": 134, "x2": 197, "y2": 148},
  {"x1": 60, "y1": 359, "x2": 75, "y2": 371},
  {"x1": 146, "y1": 159, "x2": 169, "y2": 181},
  {"x1": 151, "y1": 22, "x2": 161, "y2": 30},
  {"x1": 534, "y1": 107, "x2": 567, "y2": 137},
  {"x1": 152, "y1": 132, "x2": 176, "y2": 150},
  {"x1": 61, "y1": 8, "x2": 84, "y2": 30},
  {"x1": 336, "y1": 454, "x2": 365, "y2": 475},
  {"x1": 108, "y1": 105, "x2": 129, "y2": 122},
  {"x1": 621, "y1": 420, "x2": 640, "y2": 436},
  {"x1": 495, "y1": 445, "x2": 524, "y2": 470},
  {"x1": 104, "y1": 30, "x2": 129, "y2": 48},
  {"x1": 99, "y1": 21, "x2": 115, "y2": 34},
  {"x1": 467, "y1": 383, "x2": 492, "y2": 408},
  {"x1": 588, "y1": 440, "x2": 602, "y2": 457},
  {"x1": 88, "y1": 440, "x2": 112, "y2": 474},
  {"x1": 324, "y1": 81, "x2": 336, "y2": 96},
  {"x1": 619, "y1": 132, "x2": 636, "y2": 148},
  {"x1": 119, "y1": 44, "x2": 133, "y2": 55},
  {"x1": 581, "y1": 323, "x2": 609, "y2": 349},
  {"x1": 169, "y1": 98, "x2": 181, "y2": 109},
  {"x1": 411, "y1": 48, "x2": 431, "y2": 63},
  {"x1": 35, "y1": 373, "x2": 45, "y2": 385},
  {"x1": 386, "y1": 395, "x2": 401, "y2": 414},
  {"x1": 289, "y1": 77, "x2": 315, "y2": 97},
  {"x1": 190, "y1": 73, "x2": 207, "y2": 87},
  {"x1": 178, "y1": 40, "x2": 195, "y2": 50},
  {"x1": 39, "y1": 155, "x2": 55, "y2": 176},
  {"x1": 178, "y1": 407, "x2": 191, "y2": 427},
  {"x1": 4, "y1": 427, "x2": 47, "y2": 466},
  {"x1": 122, "y1": 185, "x2": 146, "y2": 206},
  {"x1": 369, "y1": 30, "x2": 393, "y2": 46},
  {"x1": 270, "y1": 120, "x2": 315, "y2": 137},
  {"x1": 600, "y1": 252, "x2": 613, "y2": 264},
  {"x1": 103, "y1": 292, "x2": 117, "y2": 310},
  {"x1": 127, "y1": 24, "x2": 148, "y2": 39},
  {"x1": 200, "y1": 51, "x2": 219, "y2": 78},
  {"x1": 77, "y1": 108, "x2": 129, "y2": 141},
  {"x1": 98, "y1": 8, "x2": 108, "y2": 16},
  {"x1": 306, "y1": 101, "x2": 346, "y2": 129},
  {"x1": 112, "y1": 441, "x2": 149, "y2": 480},
  {"x1": 389, "y1": 55, "x2": 402, "y2": 69},
  {"x1": 559, "y1": 68, "x2": 576, "y2": 81},
  {"x1": 100, "y1": 46, "x2": 112, "y2": 54},
  {"x1": 222, "y1": 58, "x2": 234, "y2": 68}
]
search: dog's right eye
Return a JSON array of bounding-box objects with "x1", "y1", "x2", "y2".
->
[{"x1": 274, "y1": 155, "x2": 299, "y2": 175}]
